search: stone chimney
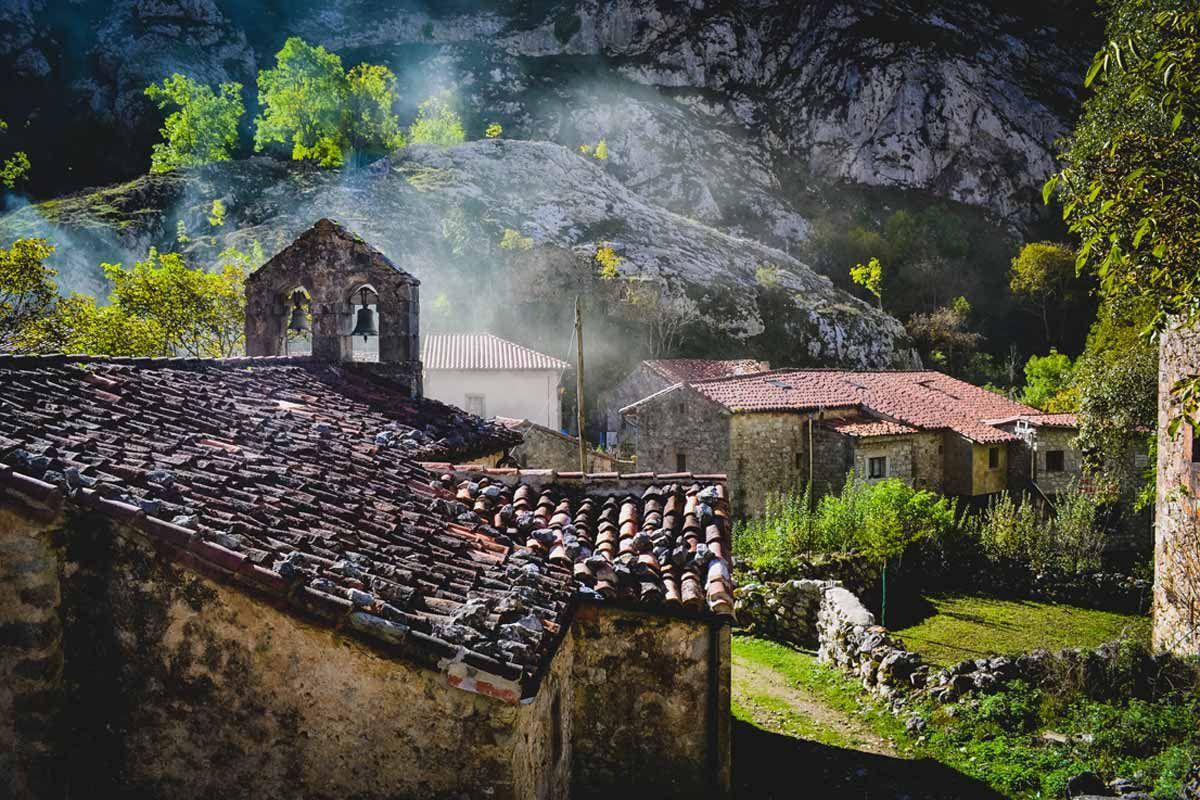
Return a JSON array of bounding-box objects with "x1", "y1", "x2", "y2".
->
[{"x1": 244, "y1": 218, "x2": 422, "y2": 396}]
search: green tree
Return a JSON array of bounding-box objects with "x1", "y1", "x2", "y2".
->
[
  {"x1": 850, "y1": 256, "x2": 884, "y2": 308},
  {"x1": 24, "y1": 294, "x2": 166, "y2": 357},
  {"x1": 906, "y1": 295, "x2": 984, "y2": 378},
  {"x1": 144, "y1": 74, "x2": 244, "y2": 173},
  {"x1": 254, "y1": 38, "x2": 404, "y2": 167},
  {"x1": 254, "y1": 38, "x2": 348, "y2": 166},
  {"x1": 1010, "y1": 242, "x2": 1079, "y2": 348},
  {"x1": 0, "y1": 238, "x2": 56, "y2": 351},
  {"x1": 1047, "y1": 2, "x2": 1200, "y2": 423},
  {"x1": 102, "y1": 248, "x2": 247, "y2": 357},
  {"x1": 408, "y1": 92, "x2": 466, "y2": 146},
  {"x1": 208, "y1": 199, "x2": 226, "y2": 228},
  {"x1": 1021, "y1": 350, "x2": 1076, "y2": 410},
  {"x1": 0, "y1": 118, "x2": 30, "y2": 190},
  {"x1": 343, "y1": 63, "x2": 406, "y2": 160},
  {"x1": 485, "y1": 123, "x2": 503, "y2": 138}
]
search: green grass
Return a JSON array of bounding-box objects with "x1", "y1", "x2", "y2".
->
[
  {"x1": 732, "y1": 637, "x2": 913, "y2": 752},
  {"x1": 891, "y1": 595, "x2": 1152, "y2": 668}
]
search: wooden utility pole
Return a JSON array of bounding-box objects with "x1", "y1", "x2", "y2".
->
[{"x1": 574, "y1": 296, "x2": 587, "y2": 474}]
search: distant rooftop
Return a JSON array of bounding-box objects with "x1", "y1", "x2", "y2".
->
[
  {"x1": 422, "y1": 333, "x2": 569, "y2": 372},
  {"x1": 644, "y1": 358, "x2": 770, "y2": 383}
]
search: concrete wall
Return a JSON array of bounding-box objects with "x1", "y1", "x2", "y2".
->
[
  {"x1": 1154, "y1": 321, "x2": 1200, "y2": 656},
  {"x1": 2, "y1": 509, "x2": 552, "y2": 800},
  {"x1": 425, "y1": 369, "x2": 562, "y2": 430},
  {"x1": 569, "y1": 605, "x2": 730, "y2": 799}
]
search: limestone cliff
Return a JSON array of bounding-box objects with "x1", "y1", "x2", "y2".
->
[{"x1": 0, "y1": 140, "x2": 916, "y2": 368}]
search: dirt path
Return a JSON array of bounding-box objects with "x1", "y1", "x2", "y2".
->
[{"x1": 732, "y1": 653, "x2": 897, "y2": 756}]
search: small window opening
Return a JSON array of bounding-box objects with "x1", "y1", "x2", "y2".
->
[
  {"x1": 868, "y1": 456, "x2": 886, "y2": 479},
  {"x1": 1192, "y1": 429, "x2": 1200, "y2": 464},
  {"x1": 795, "y1": 452, "x2": 804, "y2": 471},
  {"x1": 676, "y1": 452, "x2": 687, "y2": 472},
  {"x1": 465, "y1": 394, "x2": 486, "y2": 417},
  {"x1": 1045, "y1": 450, "x2": 1065, "y2": 473},
  {"x1": 988, "y1": 447, "x2": 1000, "y2": 470}
]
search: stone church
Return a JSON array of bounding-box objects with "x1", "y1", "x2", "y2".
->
[{"x1": 0, "y1": 220, "x2": 734, "y2": 800}]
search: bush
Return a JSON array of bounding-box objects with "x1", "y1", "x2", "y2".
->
[
  {"x1": 1052, "y1": 481, "x2": 1105, "y2": 573},
  {"x1": 973, "y1": 493, "x2": 1050, "y2": 569},
  {"x1": 973, "y1": 483, "x2": 1107, "y2": 575},
  {"x1": 733, "y1": 475, "x2": 957, "y2": 572}
]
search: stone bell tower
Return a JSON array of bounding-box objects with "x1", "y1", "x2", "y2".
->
[{"x1": 244, "y1": 218, "x2": 422, "y2": 396}]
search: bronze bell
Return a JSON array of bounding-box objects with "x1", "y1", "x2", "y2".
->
[
  {"x1": 287, "y1": 292, "x2": 310, "y2": 333},
  {"x1": 350, "y1": 287, "x2": 378, "y2": 341}
]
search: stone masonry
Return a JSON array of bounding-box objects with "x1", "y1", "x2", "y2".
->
[{"x1": 1154, "y1": 319, "x2": 1200, "y2": 657}]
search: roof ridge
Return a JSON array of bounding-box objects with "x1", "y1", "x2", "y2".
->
[{"x1": 0, "y1": 353, "x2": 318, "y2": 370}]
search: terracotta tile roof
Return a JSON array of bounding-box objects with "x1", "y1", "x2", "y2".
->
[
  {"x1": 987, "y1": 412, "x2": 1080, "y2": 429},
  {"x1": 422, "y1": 333, "x2": 570, "y2": 371},
  {"x1": 826, "y1": 418, "x2": 920, "y2": 438},
  {"x1": 423, "y1": 466, "x2": 735, "y2": 618},
  {"x1": 688, "y1": 369, "x2": 1036, "y2": 444},
  {"x1": 644, "y1": 359, "x2": 770, "y2": 383},
  {"x1": 0, "y1": 354, "x2": 569, "y2": 701}
]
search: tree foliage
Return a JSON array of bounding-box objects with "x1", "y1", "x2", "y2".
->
[
  {"x1": 850, "y1": 256, "x2": 884, "y2": 308},
  {"x1": 408, "y1": 92, "x2": 465, "y2": 146},
  {"x1": 0, "y1": 118, "x2": 30, "y2": 190},
  {"x1": 906, "y1": 295, "x2": 985, "y2": 378},
  {"x1": 1021, "y1": 350, "x2": 1076, "y2": 411},
  {"x1": 0, "y1": 238, "x2": 57, "y2": 351},
  {"x1": 144, "y1": 74, "x2": 244, "y2": 173},
  {"x1": 1047, "y1": 1, "x2": 1200, "y2": 424},
  {"x1": 254, "y1": 37, "x2": 404, "y2": 167},
  {"x1": 1010, "y1": 242, "x2": 1081, "y2": 348}
]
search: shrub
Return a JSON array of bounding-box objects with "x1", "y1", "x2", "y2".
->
[
  {"x1": 733, "y1": 485, "x2": 814, "y2": 576},
  {"x1": 973, "y1": 493, "x2": 1050, "y2": 569},
  {"x1": 1052, "y1": 480, "x2": 1106, "y2": 574}
]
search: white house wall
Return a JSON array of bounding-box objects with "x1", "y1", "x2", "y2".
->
[{"x1": 424, "y1": 369, "x2": 562, "y2": 430}]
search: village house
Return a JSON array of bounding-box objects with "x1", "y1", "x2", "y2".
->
[
  {"x1": 605, "y1": 359, "x2": 770, "y2": 450},
  {"x1": 0, "y1": 220, "x2": 735, "y2": 800},
  {"x1": 423, "y1": 333, "x2": 569, "y2": 430},
  {"x1": 621, "y1": 369, "x2": 1084, "y2": 517},
  {"x1": 1154, "y1": 319, "x2": 1200, "y2": 657}
]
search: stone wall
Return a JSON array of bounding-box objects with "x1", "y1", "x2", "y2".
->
[
  {"x1": 732, "y1": 579, "x2": 833, "y2": 646},
  {"x1": 605, "y1": 363, "x2": 670, "y2": 451},
  {"x1": 507, "y1": 421, "x2": 623, "y2": 473},
  {"x1": 729, "y1": 412, "x2": 854, "y2": 517},
  {"x1": 943, "y1": 433, "x2": 974, "y2": 496},
  {"x1": 3, "y1": 509, "x2": 561, "y2": 800},
  {"x1": 634, "y1": 388, "x2": 731, "y2": 479},
  {"x1": 0, "y1": 506, "x2": 65, "y2": 800},
  {"x1": 569, "y1": 604, "x2": 730, "y2": 799},
  {"x1": 1033, "y1": 427, "x2": 1082, "y2": 496},
  {"x1": 1154, "y1": 320, "x2": 1200, "y2": 657},
  {"x1": 815, "y1": 586, "x2": 927, "y2": 701}
]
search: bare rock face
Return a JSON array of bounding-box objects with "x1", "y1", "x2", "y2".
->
[
  {"x1": 0, "y1": 140, "x2": 917, "y2": 368},
  {"x1": 2, "y1": 0, "x2": 1094, "y2": 248}
]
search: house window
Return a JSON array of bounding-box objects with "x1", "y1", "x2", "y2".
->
[
  {"x1": 988, "y1": 447, "x2": 1000, "y2": 470},
  {"x1": 795, "y1": 452, "x2": 804, "y2": 471},
  {"x1": 465, "y1": 394, "x2": 485, "y2": 417},
  {"x1": 867, "y1": 456, "x2": 886, "y2": 479},
  {"x1": 1045, "y1": 450, "x2": 1065, "y2": 473},
  {"x1": 676, "y1": 452, "x2": 687, "y2": 472}
]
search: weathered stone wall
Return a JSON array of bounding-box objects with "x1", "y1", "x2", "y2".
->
[
  {"x1": 729, "y1": 412, "x2": 854, "y2": 517},
  {"x1": 942, "y1": 433, "x2": 974, "y2": 495},
  {"x1": 508, "y1": 421, "x2": 622, "y2": 473},
  {"x1": 1033, "y1": 427, "x2": 1081, "y2": 496},
  {"x1": 815, "y1": 586, "x2": 927, "y2": 701},
  {"x1": 605, "y1": 363, "x2": 671, "y2": 450},
  {"x1": 634, "y1": 388, "x2": 731, "y2": 479},
  {"x1": 849, "y1": 432, "x2": 944, "y2": 490},
  {"x1": 971, "y1": 442, "x2": 1007, "y2": 496},
  {"x1": 0, "y1": 507, "x2": 64, "y2": 800},
  {"x1": 733, "y1": 579, "x2": 835, "y2": 646},
  {"x1": 569, "y1": 605, "x2": 730, "y2": 799},
  {"x1": 1154, "y1": 320, "x2": 1200, "y2": 657},
  {"x1": 5, "y1": 509, "x2": 559, "y2": 800}
]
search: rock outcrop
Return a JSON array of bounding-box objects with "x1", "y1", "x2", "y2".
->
[
  {"x1": 3, "y1": 0, "x2": 1096, "y2": 248},
  {"x1": 0, "y1": 140, "x2": 917, "y2": 368}
]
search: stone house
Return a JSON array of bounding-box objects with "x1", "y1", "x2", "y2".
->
[
  {"x1": 990, "y1": 413, "x2": 1084, "y2": 498},
  {"x1": 423, "y1": 333, "x2": 569, "y2": 429},
  {"x1": 494, "y1": 417, "x2": 629, "y2": 473},
  {"x1": 604, "y1": 359, "x2": 770, "y2": 450},
  {"x1": 621, "y1": 369, "x2": 1077, "y2": 516},
  {"x1": 1154, "y1": 319, "x2": 1200, "y2": 657},
  {"x1": 0, "y1": 221, "x2": 734, "y2": 799}
]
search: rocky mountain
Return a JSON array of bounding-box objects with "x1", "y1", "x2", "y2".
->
[
  {"x1": 1, "y1": 0, "x2": 1097, "y2": 254},
  {"x1": 0, "y1": 140, "x2": 915, "y2": 368}
]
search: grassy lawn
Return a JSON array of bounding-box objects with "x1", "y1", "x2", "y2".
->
[{"x1": 891, "y1": 595, "x2": 1152, "y2": 668}]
